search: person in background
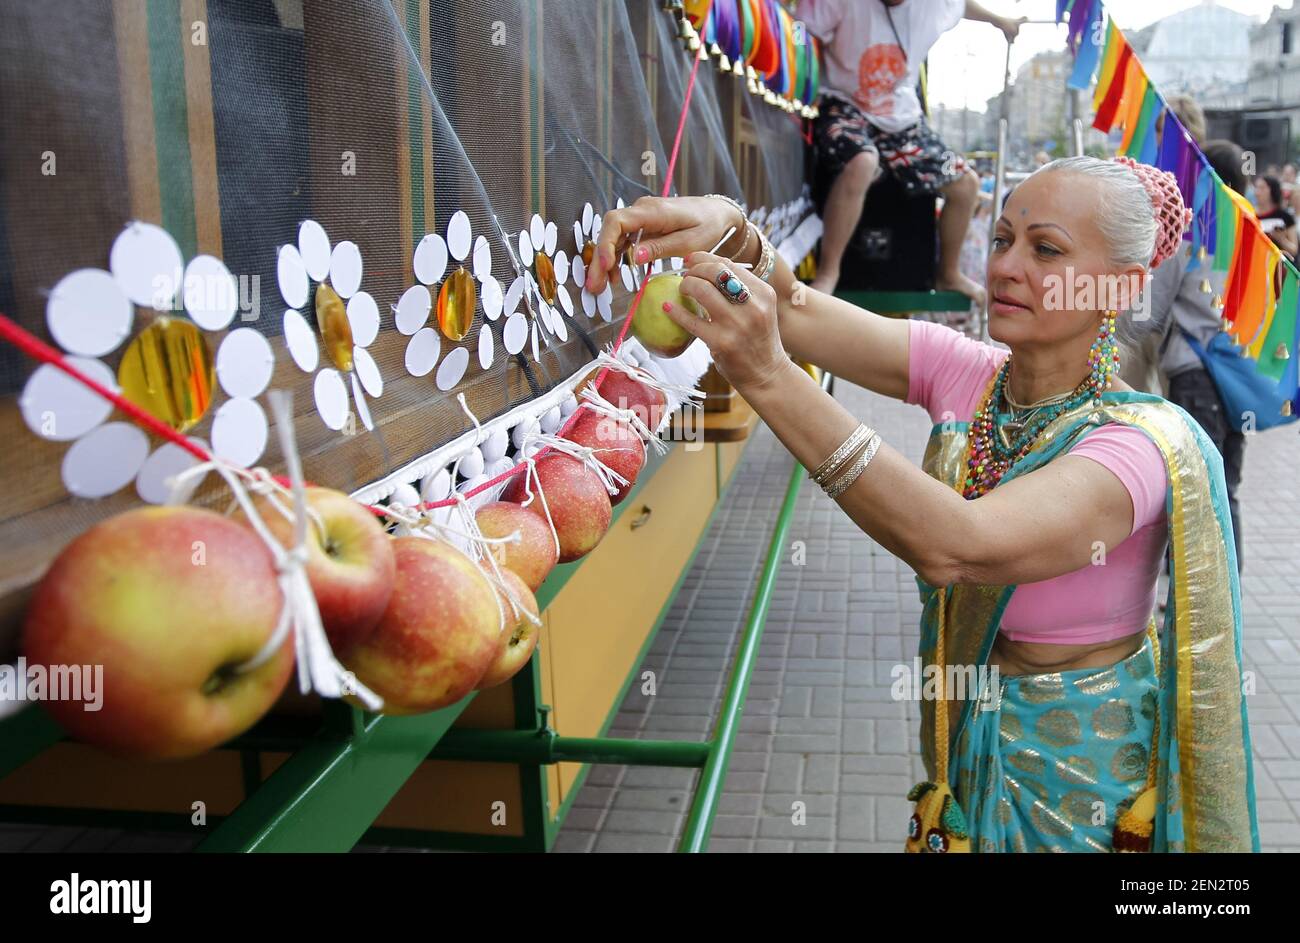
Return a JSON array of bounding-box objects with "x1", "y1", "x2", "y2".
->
[
  {"x1": 1254, "y1": 174, "x2": 1298, "y2": 263},
  {"x1": 1128, "y1": 139, "x2": 1249, "y2": 573},
  {"x1": 799, "y1": 0, "x2": 1023, "y2": 302},
  {"x1": 1034, "y1": 150, "x2": 1051, "y2": 167}
]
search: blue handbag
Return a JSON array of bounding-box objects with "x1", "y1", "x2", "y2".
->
[{"x1": 1178, "y1": 327, "x2": 1298, "y2": 432}]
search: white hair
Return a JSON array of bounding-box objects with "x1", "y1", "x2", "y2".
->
[{"x1": 1031, "y1": 156, "x2": 1158, "y2": 271}]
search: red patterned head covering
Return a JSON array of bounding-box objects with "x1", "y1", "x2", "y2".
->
[{"x1": 1111, "y1": 155, "x2": 1193, "y2": 270}]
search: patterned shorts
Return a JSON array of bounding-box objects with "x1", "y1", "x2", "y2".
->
[{"x1": 812, "y1": 93, "x2": 968, "y2": 198}]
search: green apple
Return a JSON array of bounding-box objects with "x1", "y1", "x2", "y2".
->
[
  {"x1": 22, "y1": 507, "x2": 293, "y2": 759},
  {"x1": 632, "y1": 272, "x2": 701, "y2": 358}
]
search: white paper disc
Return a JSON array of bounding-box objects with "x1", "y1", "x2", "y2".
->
[
  {"x1": 110, "y1": 222, "x2": 183, "y2": 310},
  {"x1": 350, "y1": 372, "x2": 374, "y2": 431},
  {"x1": 518, "y1": 229, "x2": 533, "y2": 263},
  {"x1": 552, "y1": 312, "x2": 568, "y2": 342},
  {"x1": 395, "y1": 284, "x2": 432, "y2": 335},
  {"x1": 598, "y1": 286, "x2": 613, "y2": 322},
  {"x1": 582, "y1": 202, "x2": 594, "y2": 234},
  {"x1": 620, "y1": 264, "x2": 634, "y2": 292},
  {"x1": 436, "y1": 346, "x2": 470, "y2": 391},
  {"x1": 503, "y1": 313, "x2": 528, "y2": 354},
  {"x1": 298, "y1": 220, "x2": 331, "y2": 281},
  {"x1": 353, "y1": 345, "x2": 383, "y2": 398},
  {"x1": 530, "y1": 320, "x2": 541, "y2": 362},
  {"x1": 556, "y1": 284, "x2": 573, "y2": 317},
  {"x1": 478, "y1": 324, "x2": 495, "y2": 370},
  {"x1": 554, "y1": 250, "x2": 569, "y2": 286},
  {"x1": 616, "y1": 197, "x2": 626, "y2": 210},
  {"x1": 329, "y1": 241, "x2": 363, "y2": 299},
  {"x1": 448, "y1": 210, "x2": 472, "y2": 262},
  {"x1": 212, "y1": 397, "x2": 268, "y2": 467},
  {"x1": 183, "y1": 255, "x2": 239, "y2": 331},
  {"x1": 61, "y1": 422, "x2": 149, "y2": 498},
  {"x1": 346, "y1": 291, "x2": 380, "y2": 347},
  {"x1": 413, "y1": 232, "x2": 448, "y2": 285},
  {"x1": 46, "y1": 269, "x2": 133, "y2": 358},
  {"x1": 504, "y1": 275, "x2": 525, "y2": 316},
  {"x1": 405, "y1": 327, "x2": 440, "y2": 377},
  {"x1": 20, "y1": 356, "x2": 116, "y2": 441},
  {"x1": 473, "y1": 235, "x2": 492, "y2": 281},
  {"x1": 314, "y1": 368, "x2": 349, "y2": 430},
  {"x1": 573, "y1": 221, "x2": 584, "y2": 251},
  {"x1": 529, "y1": 214, "x2": 545, "y2": 250},
  {"x1": 136, "y1": 438, "x2": 208, "y2": 505},
  {"x1": 592, "y1": 215, "x2": 602, "y2": 239},
  {"x1": 216, "y1": 328, "x2": 274, "y2": 399},
  {"x1": 481, "y1": 275, "x2": 503, "y2": 321},
  {"x1": 572, "y1": 255, "x2": 586, "y2": 289},
  {"x1": 581, "y1": 288, "x2": 597, "y2": 318},
  {"x1": 544, "y1": 221, "x2": 558, "y2": 256},
  {"x1": 283, "y1": 308, "x2": 319, "y2": 373},
  {"x1": 277, "y1": 244, "x2": 309, "y2": 309}
]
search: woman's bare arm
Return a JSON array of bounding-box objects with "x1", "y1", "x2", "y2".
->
[{"x1": 742, "y1": 361, "x2": 1137, "y2": 588}]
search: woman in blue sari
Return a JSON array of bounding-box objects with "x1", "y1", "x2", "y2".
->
[{"x1": 586, "y1": 155, "x2": 1258, "y2": 852}]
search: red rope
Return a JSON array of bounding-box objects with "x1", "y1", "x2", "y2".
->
[{"x1": 0, "y1": 39, "x2": 708, "y2": 517}]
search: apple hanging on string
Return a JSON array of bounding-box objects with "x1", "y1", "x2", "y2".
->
[
  {"x1": 22, "y1": 507, "x2": 294, "y2": 759},
  {"x1": 562, "y1": 410, "x2": 646, "y2": 506},
  {"x1": 343, "y1": 537, "x2": 502, "y2": 714},
  {"x1": 499, "y1": 453, "x2": 612, "y2": 563},
  {"x1": 474, "y1": 500, "x2": 559, "y2": 591},
  {"x1": 476, "y1": 568, "x2": 542, "y2": 690},
  {"x1": 631, "y1": 272, "x2": 701, "y2": 358},
  {"x1": 578, "y1": 364, "x2": 670, "y2": 435},
  {"x1": 238, "y1": 486, "x2": 396, "y2": 659}
]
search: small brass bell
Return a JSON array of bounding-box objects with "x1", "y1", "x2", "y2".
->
[
  {"x1": 1212, "y1": 294, "x2": 1225, "y2": 310},
  {"x1": 1198, "y1": 245, "x2": 1208, "y2": 263},
  {"x1": 1282, "y1": 400, "x2": 1294, "y2": 417},
  {"x1": 718, "y1": 52, "x2": 731, "y2": 72},
  {"x1": 1221, "y1": 316, "x2": 1233, "y2": 331},
  {"x1": 1276, "y1": 342, "x2": 1291, "y2": 361},
  {"x1": 1200, "y1": 278, "x2": 1213, "y2": 294}
]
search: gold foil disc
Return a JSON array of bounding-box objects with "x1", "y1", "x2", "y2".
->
[
  {"x1": 581, "y1": 240, "x2": 596, "y2": 269},
  {"x1": 116, "y1": 316, "x2": 214, "y2": 433},
  {"x1": 314, "y1": 282, "x2": 354, "y2": 372},
  {"x1": 437, "y1": 266, "x2": 477, "y2": 342},
  {"x1": 534, "y1": 251, "x2": 557, "y2": 305}
]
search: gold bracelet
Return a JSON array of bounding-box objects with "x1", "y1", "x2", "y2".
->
[
  {"x1": 826, "y1": 433, "x2": 882, "y2": 500},
  {"x1": 811, "y1": 423, "x2": 873, "y2": 485},
  {"x1": 753, "y1": 225, "x2": 777, "y2": 282}
]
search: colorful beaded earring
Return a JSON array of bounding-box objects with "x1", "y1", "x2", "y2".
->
[{"x1": 1087, "y1": 311, "x2": 1120, "y2": 406}]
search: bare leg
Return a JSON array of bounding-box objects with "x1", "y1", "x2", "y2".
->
[
  {"x1": 935, "y1": 168, "x2": 985, "y2": 307},
  {"x1": 811, "y1": 150, "x2": 879, "y2": 295}
]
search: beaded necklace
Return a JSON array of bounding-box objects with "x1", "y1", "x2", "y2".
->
[{"x1": 960, "y1": 357, "x2": 1098, "y2": 499}]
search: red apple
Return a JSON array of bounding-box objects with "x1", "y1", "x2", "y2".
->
[
  {"x1": 499, "y1": 453, "x2": 612, "y2": 563},
  {"x1": 476, "y1": 568, "x2": 541, "y2": 690},
  {"x1": 343, "y1": 537, "x2": 501, "y2": 714},
  {"x1": 562, "y1": 409, "x2": 646, "y2": 505},
  {"x1": 22, "y1": 507, "x2": 293, "y2": 759},
  {"x1": 474, "y1": 501, "x2": 559, "y2": 591},
  {"x1": 239, "y1": 486, "x2": 395, "y2": 658},
  {"x1": 578, "y1": 365, "x2": 669, "y2": 434}
]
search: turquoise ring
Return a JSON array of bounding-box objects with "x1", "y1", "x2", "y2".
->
[{"x1": 715, "y1": 269, "x2": 750, "y2": 305}]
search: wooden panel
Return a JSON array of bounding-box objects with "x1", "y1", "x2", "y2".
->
[
  {"x1": 373, "y1": 759, "x2": 524, "y2": 836},
  {"x1": 0, "y1": 742, "x2": 245, "y2": 815},
  {"x1": 545, "y1": 442, "x2": 716, "y2": 808}
]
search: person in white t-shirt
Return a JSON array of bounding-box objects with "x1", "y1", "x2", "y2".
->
[{"x1": 798, "y1": 0, "x2": 1021, "y2": 303}]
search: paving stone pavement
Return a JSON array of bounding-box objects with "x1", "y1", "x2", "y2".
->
[
  {"x1": 551, "y1": 377, "x2": 1300, "y2": 854},
  {"x1": 2, "y1": 377, "x2": 1296, "y2": 854}
]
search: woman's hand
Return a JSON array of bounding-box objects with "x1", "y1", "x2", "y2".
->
[
  {"x1": 585, "y1": 196, "x2": 746, "y2": 294},
  {"x1": 656, "y1": 251, "x2": 791, "y2": 396}
]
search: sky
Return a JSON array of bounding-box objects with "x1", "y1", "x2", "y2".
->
[{"x1": 927, "y1": 0, "x2": 1293, "y2": 112}]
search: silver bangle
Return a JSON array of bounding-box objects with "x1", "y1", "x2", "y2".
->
[
  {"x1": 811, "y1": 423, "x2": 873, "y2": 485},
  {"x1": 753, "y1": 225, "x2": 777, "y2": 282},
  {"x1": 704, "y1": 193, "x2": 749, "y2": 259},
  {"x1": 826, "y1": 433, "x2": 882, "y2": 500}
]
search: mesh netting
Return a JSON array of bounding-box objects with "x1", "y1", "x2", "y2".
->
[{"x1": 0, "y1": 0, "x2": 811, "y2": 639}]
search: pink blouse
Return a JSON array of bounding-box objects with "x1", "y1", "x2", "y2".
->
[{"x1": 905, "y1": 320, "x2": 1168, "y2": 645}]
